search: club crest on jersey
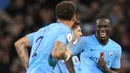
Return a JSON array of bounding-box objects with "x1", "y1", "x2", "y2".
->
[
  {"x1": 109, "y1": 50, "x2": 113, "y2": 57},
  {"x1": 66, "y1": 33, "x2": 72, "y2": 42}
]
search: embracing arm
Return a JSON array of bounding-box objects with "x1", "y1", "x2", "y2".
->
[
  {"x1": 51, "y1": 35, "x2": 77, "y2": 60},
  {"x1": 14, "y1": 36, "x2": 30, "y2": 70},
  {"x1": 51, "y1": 41, "x2": 72, "y2": 60}
]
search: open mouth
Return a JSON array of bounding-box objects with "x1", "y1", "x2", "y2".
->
[{"x1": 100, "y1": 32, "x2": 106, "y2": 37}]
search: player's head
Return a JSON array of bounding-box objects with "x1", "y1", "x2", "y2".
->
[
  {"x1": 72, "y1": 20, "x2": 82, "y2": 38},
  {"x1": 55, "y1": 1, "x2": 77, "y2": 26},
  {"x1": 95, "y1": 15, "x2": 111, "y2": 41}
]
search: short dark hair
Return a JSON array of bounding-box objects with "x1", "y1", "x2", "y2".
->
[
  {"x1": 96, "y1": 15, "x2": 111, "y2": 25},
  {"x1": 96, "y1": 15, "x2": 109, "y2": 20},
  {"x1": 72, "y1": 20, "x2": 81, "y2": 29},
  {"x1": 55, "y1": 1, "x2": 77, "y2": 20}
]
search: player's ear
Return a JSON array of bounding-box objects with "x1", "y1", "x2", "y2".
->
[
  {"x1": 109, "y1": 25, "x2": 112, "y2": 33},
  {"x1": 71, "y1": 14, "x2": 76, "y2": 22}
]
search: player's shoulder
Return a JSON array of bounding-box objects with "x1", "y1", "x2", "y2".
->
[
  {"x1": 79, "y1": 34, "x2": 95, "y2": 43},
  {"x1": 109, "y1": 39, "x2": 121, "y2": 50},
  {"x1": 51, "y1": 22, "x2": 70, "y2": 28},
  {"x1": 38, "y1": 22, "x2": 71, "y2": 32},
  {"x1": 86, "y1": 34, "x2": 95, "y2": 39},
  {"x1": 80, "y1": 34, "x2": 95, "y2": 41},
  {"x1": 51, "y1": 22, "x2": 71, "y2": 31}
]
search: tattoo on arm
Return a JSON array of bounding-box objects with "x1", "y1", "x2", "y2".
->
[
  {"x1": 52, "y1": 41, "x2": 67, "y2": 60},
  {"x1": 54, "y1": 41, "x2": 66, "y2": 52},
  {"x1": 15, "y1": 42, "x2": 29, "y2": 70}
]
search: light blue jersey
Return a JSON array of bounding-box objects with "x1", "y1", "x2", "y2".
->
[
  {"x1": 26, "y1": 22, "x2": 73, "y2": 73},
  {"x1": 54, "y1": 56, "x2": 82, "y2": 73},
  {"x1": 71, "y1": 35, "x2": 122, "y2": 73},
  {"x1": 54, "y1": 39, "x2": 82, "y2": 73},
  {"x1": 55, "y1": 60, "x2": 69, "y2": 73}
]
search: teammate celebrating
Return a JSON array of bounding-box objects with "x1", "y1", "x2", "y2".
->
[
  {"x1": 14, "y1": 1, "x2": 77, "y2": 73},
  {"x1": 54, "y1": 20, "x2": 82, "y2": 73},
  {"x1": 70, "y1": 15, "x2": 122, "y2": 73}
]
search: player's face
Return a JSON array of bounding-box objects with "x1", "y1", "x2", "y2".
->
[
  {"x1": 96, "y1": 19, "x2": 110, "y2": 40},
  {"x1": 73, "y1": 26, "x2": 82, "y2": 38}
]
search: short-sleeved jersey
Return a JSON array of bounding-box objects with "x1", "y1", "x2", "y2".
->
[
  {"x1": 26, "y1": 22, "x2": 73, "y2": 73},
  {"x1": 70, "y1": 35, "x2": 122, "y2": 73},
  {"x1": 54, "y1": 39, "x2": 82, "y2": 73},
  {"x1": 55, "y1": 60, "x2": 69, "y2": 73},
  {"x1": 54, "y1": 56, "x2": 82, "y2": 73}
]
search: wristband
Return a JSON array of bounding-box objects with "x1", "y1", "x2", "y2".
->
[{"x1": 65, "y1": 52, "x2": 71, "y2": 61}]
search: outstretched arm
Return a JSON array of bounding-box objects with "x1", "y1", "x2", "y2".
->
[{"x1": 14, "y1": 36, "x2": 30, "y2": 70}]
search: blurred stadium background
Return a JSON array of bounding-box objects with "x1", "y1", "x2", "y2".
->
[{"x1": 0, "y1": 0, "x2": 130, "y2": 73}]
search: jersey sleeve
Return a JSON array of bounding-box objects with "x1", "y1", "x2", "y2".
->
[
  {"x1": 26, "y1": 32, "x2": 36, "y2": 46},
  {"x1": 111, "y1": 46, "x2": 122, "y2": 68},
  {"x1": 56, "y1": 31, "x2": 73, "y2": 46},
  {"x1": 70, "y1": 38, "x2": 84, "y2": 55}
]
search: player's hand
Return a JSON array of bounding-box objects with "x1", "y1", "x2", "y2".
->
[
  {"x1": 66, "y1": 49, "x2": 72, "y2": 56},
  {"x1": 97, "y1": 52, "x2": 107, "y2": 70},
  {"x1": 64, "y1": 49, "x2": 72, "y2": 61}
]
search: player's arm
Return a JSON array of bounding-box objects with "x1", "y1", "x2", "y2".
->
[
  {"x1": 65, "y1": 57, "x2": 75, "y2": 73},
  {"x1": 52, "y1": 41, "x2": 69, "y2": 60},
  {"x1": 14, "y1": 32, "x2": 35, "y2": 70},
  {"x1": 101, "y1": 66, "x2": 120, "y2": 73},
  {"x1": 100, "y1": 66, "x2": 120, "y2": 73},
  {"x1": 65, "y1": 38, "x2": 84, "y2": 73},
  {"x1": 109, "y1": 46, "x2": 122, "y2": 73},
  {"x1": 14, "y1": 36, "x2": 30, "y2": 70},
  {"x1": 51, "y1": 32, "x2": 75, "y2": 61},
  {"x1": 110, "y1": 68, "x2": 120, "y2": 73},
  {"x1": 52, "y1": 40, "x2": 73, "y2": 61}
]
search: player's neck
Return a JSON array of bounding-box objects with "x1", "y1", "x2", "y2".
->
[
  {"x1": 57, "y1": 19, "x2": 72, "y2": 28},
  {"x1": 95, "y1": 35, "x2": 109, "y2": 46}
]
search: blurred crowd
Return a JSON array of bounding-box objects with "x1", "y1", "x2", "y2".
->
[{"x1": 0, "y1": 0, "x2": 130, "y2": 73}]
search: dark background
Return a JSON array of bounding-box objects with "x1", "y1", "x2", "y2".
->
[{"x1": 0, "y1": 0, "x2": 130, "y2": 73}]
